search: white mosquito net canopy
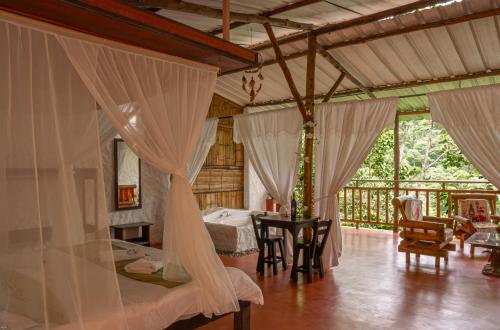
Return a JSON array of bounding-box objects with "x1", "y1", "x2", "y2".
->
[{"x1": 0, "y1": 11, "x2": 238, "y2": 329}]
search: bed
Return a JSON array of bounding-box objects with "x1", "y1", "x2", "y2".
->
[
  {"x1": 0, "y1": 240, "x2": 263, "y2": 330},
  {"x1": 202, "y1": 208, "x2": 263, "y2": 253}
]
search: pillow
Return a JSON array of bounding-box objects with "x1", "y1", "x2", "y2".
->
[
  {"x1": 459, "y1": 199, "x2": 490, "y2": 223},
  {"x1": 404, "y1": 198, "x2": 423, "y2": 221}
]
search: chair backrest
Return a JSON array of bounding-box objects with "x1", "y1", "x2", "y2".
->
[
  {"x1": 251, "y1": 214, "x2": 265, "y2": 247},
  {"x1": 452, "y1": 193, "x2": 497, "y2": 220},
  {"x1": 392, "y1": 196, "x2": 423, "y2": 221},
  {"x1": 313, "y1": 219, "x2": 333, "y2": 258}
]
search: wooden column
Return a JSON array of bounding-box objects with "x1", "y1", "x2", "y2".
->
[
  {"x1": 393, "y1": 113, "x2": 400, "y2": 233},
  {"x1": 303, "y1": 33, "x2": 316, "y2": 218},
  {"x1": 222, "y1": 0, "x2": 230, "y2": 40}
]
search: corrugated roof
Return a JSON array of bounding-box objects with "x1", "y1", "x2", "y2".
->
[{"x1": 149, "y1": 0, "x2": 500, "y2": 110}]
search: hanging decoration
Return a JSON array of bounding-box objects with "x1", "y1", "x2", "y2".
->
[
  {"x1": 242, "y1": 58, "x2": 264, "y2": 102},
  {"x1": 242, "y1": 27, "x2": 264, "y2": 103}
]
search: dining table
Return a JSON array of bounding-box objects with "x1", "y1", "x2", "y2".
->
[{"x1": 258, "y1": 214, "x2": 317, "y2": 281}]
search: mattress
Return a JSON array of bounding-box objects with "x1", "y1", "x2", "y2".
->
[
  {"x1": 1, "y1": 241, "x2": 263, "y2": 330},
  {"x1": 202, "y1": 208, "x2": 260, "y2": 253},
  {"x1": 115, "y1": 240, "x2": 264, "y2": 329}
]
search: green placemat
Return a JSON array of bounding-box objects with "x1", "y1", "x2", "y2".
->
[{"x1": 114, "y1": 257, "x2": 184, "y2": 289}]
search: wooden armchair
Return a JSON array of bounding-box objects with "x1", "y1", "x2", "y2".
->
[
  {"x1": 393, "y1": 196, "x2": 456, "y2": 268},
  {"x1": 451, "y1": 193, "x2": 499, "y2": 256}
]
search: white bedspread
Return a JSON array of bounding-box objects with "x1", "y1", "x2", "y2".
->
[{"x1": 114, "y1": 240, "x2": 263, "y2": 329}]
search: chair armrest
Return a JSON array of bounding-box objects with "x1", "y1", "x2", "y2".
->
[
  {"x1": 491, "y1": 215, "x2": 500, "y2": 224},
  {"x1": 423, "y1": 216, "x2": 454, "y2": 228},
  {"x1": 400, "y1": 219, "x2": 445, "y2": 231}
]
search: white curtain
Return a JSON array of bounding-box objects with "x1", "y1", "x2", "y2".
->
[
  {"x1": 429, "y1": 85, "x2": 500, "y2": 189},
  {"x1": 234, "y1": 108, "x2": 303, "y2": 260},
  {"x1": 57, "y1": 36, "x2": 239, "y2": 315},
  {"x1": 0, "y1": 18, "x2": 126, "y2": 328},
  {"x1": 234, "y1": 108, "x2": 303, "y2": 206},
  {"x1": 314, "y1": 99, "x2": 397, "y2": 268},
  {"x1": 187, "y1": 118, "x2": 219, "y2": 185}
]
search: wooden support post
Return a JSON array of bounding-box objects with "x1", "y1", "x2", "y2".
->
[
  {"x1": 264, "y1": 23, "x2": 307, "y2": 119},
  {"x1": 393, "y1": 113, "x2": 400, "y2": 233},
  {"x1": 303, "y1": 32, "x2": 316, "y2": 218},
  {"x1": 222, "y1": 0, "x2": 230, "y2": 40}
]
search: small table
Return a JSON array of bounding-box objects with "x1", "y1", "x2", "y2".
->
[
  {"x1": 112, "y1": 222, "x2": 153, "y2": 246},
  {"x1": 258, "y1": 215, "x2": 316, "y2": 281},
  {"x1": 466, "y1": 232, "x2": 500, "y2": 277}
]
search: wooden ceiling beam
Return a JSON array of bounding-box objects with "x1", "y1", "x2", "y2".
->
[
  {"x1": 263, "y1": 23, "x2": 307, "y2": 119},
  {"x1": 208, "y1": 0, "x2": 322, "y2": 35},
  {"x1": 245, "y1": 69, "x2": 500, "y2": 108},
  {"x1": 251, "y1": 0, "x2": 445, "y2": 51},
  {"x1": 322, "y1": 71, "x2": 345, "y2": 103},
  {"x1": 316, "y1": 44, "x2": 375, "y2": 99},
  {"x1": 140, "y1": 0, "x2": 317, "y2": 31}
]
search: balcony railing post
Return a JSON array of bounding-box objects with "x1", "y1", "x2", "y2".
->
[{"x1": 393, "y1": 114, "x2": 400, "y2": 233}]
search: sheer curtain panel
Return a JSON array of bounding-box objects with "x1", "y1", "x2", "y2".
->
[
  {"x1": 234, "y1": 108, "x2": 303, "y2": 259},
  {"x1": 314, "y1": 99, "x2": 397, "y2": 268},
  {"x1": 0, "y1": 19, "x2": 126, "y2": 328},
  {"x1": 57, "y1": 36, "x2": 239, "y2": 315},
  {"x1": 233, "y1": 108, "x2": 303, "y2": 207},
  {"x1": 187, "y1": 118, "x2": 219, "y2": 184},
  {"x1": 429, "y1": 85, "x2": 500, "y2": 188}
]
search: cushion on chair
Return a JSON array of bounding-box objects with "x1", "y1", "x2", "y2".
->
[
  {"x1": 404, "y1": 198, "x2": 423, "y2": 221},
  {"x1": 459, "y1": 199, "x2": 490, "y2": 223}
]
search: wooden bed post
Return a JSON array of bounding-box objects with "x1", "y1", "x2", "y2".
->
[
  {"x1": 303, "y1": 32, "x2": 316, "y2": 218},
  {"x1": 393, "y1": 113, "x2": 400, "y2": 233},
  {"x1": 222, "y1": 0, "x2": 230, "y2": 40}
]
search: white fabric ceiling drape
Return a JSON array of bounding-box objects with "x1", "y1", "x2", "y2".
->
[
  {"x1": 429, "y1": 85, "x2": 500, "y2": 189},
  {"x1": 0, "y1": 19, "x2": 126, "y2": 328},
  {"x1": 187, "y1": 118, "x2": 219, "y2": 185},
  {"x1": 314, "y1": 99, "x2": 397, "y2": 268},
  {"x1": 234, "y1": 108, "x2": 303, "y2": 206},
  {"x1": 234, "y1": 108, "x2": 303, "y2": 260},
  {"x1": 57, "y1": 37, "x2": 239, "y2": 315}
]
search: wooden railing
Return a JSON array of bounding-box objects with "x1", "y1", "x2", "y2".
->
[{"x1": 337, "y1": 179, "x2": 499, "y2": 231}]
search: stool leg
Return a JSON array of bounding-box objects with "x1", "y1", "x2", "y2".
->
[
  {"x1": 267, "y1": 244, "x2": 272, "y2": 268},
  {"x1": 470, "y1": 245, "x2": 475, "y2": 258},
  {"x1": 278, "y1": 239, "x2": 287, "y2": 270},
  {"x1": 406, "y1": 252, "x2": 410, "y2": 266},
  {"x1": 435, "y1": 256, "x2": 440, "y2": 268},
  {"x1": 271, "y1": 243, "x2": 278, "y2": 275},
  {"x1": 306, "y1": 248, "x2": 312, "y2": 284},
  {"x1": 292, "y1": 246, "x2": 299, "y2": 282}
]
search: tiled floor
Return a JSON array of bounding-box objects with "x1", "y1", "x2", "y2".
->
[{"x1": 201, "y1": 227, "x2": 500, "y2": 330}]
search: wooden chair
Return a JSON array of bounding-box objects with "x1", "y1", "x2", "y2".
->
[
  {"x1": 451, "y1": 193, "x2": 499, "y2": 257},
  {"x1": 294, "y1": 218, "x2": 332, "y2": 283},
  {"x1": 392, "y1": 196, "x2": 455, "y2": 268},
  {"x1": 251, "y1": 214, "x2": 287, "y2": 276}
]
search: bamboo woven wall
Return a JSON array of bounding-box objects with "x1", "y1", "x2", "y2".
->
[{"x1": 193, "y1": 94, "x2": 244, "y2": 209}]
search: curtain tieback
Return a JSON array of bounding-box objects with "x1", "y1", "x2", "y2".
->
[{"x1": 171, "y1": 168, "x2": 188, "y2": 180}]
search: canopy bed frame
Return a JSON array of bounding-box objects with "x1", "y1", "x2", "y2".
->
[{"x1": 0, "y1": 3, "x2": 260, "y2": 329}]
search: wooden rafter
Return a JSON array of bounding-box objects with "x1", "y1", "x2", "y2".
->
[
  {"x1": 139, "y1": 0, "x2": 317, "y2": 31},
  {"x1": 222, "y1": 0, "x2": 230, "y2": 40},
  {"x1": 263, "y1": 23, "x2": 307, "y2": 119},
  {"x1": 208, "y1": 0, "x2": 322, "y2": 35},
  {"x1": 251, "y1": 0, "x2": 446, "y2": 51},
  {"x1": 316, "y1": 44, "x2": 376, "y2": 99},
  {"x1": 322, "y1": 71, "x2": 345, "y2": 103},
  {"x1": 222, "y1": 5, "x2": 500, "y2": 76},
  {"x1": 246, "y1": 69, "x2": 500, "y2": 108}
]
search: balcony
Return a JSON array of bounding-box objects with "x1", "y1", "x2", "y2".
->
[{"x1": 337, "y1": 179, "x2": 499, "y2": 230}]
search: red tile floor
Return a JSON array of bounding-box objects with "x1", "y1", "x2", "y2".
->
[{"x1": 201, "y1": 227, "x2": 500, "y2": 330}]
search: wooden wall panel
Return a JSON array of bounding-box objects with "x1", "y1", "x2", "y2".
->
[{"x1": 193, "y1": 94, "x2": 244, "y2": 209}]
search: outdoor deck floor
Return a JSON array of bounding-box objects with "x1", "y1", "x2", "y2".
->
[{"x1": 202, "y1": 227, "x2": 500, "y2": 330}]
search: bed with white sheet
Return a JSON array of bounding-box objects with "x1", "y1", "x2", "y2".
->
[
  {"x1": 202, "y1": 208, "x2": 264, "y2": 253},
  {"x1": 0, "y1": 240, "x2": 263, "y2": 330}
]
